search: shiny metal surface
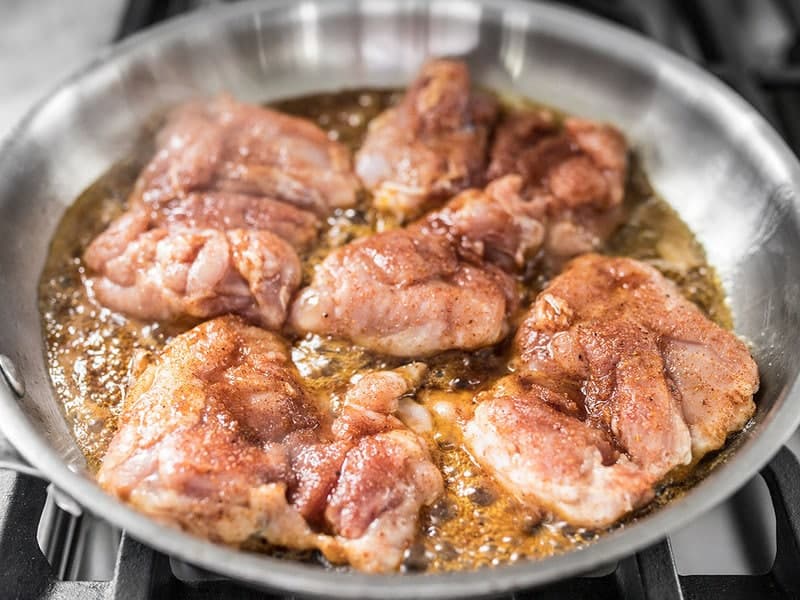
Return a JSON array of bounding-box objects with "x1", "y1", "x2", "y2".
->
[
  {"x1": 0, "y1": 1, "x2": 799, "y2": 597},
  {"x1": 0, "y1": 354, "x2": 26, "y2": 398},
  {"x1": 0, "y1": 354, "x2": 38, "y2": 476}
]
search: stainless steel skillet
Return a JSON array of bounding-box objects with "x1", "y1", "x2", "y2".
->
[{"x1": 0, "y1": 1, "x2": 799, "y2": 597}]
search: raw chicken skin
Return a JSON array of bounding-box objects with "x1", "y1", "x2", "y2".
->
[
  {"x1": 356, "y1": 59, "x2": 497, "y2": 220},
  {"x1": 465, "y1": 254, "x2": 758, "y2": 527},
  {"x1": 98, "y1": 317, "x2": 442, "y2": 573}
]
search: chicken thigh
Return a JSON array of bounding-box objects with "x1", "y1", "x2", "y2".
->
[
  {"x1": 356, "y1": 59, "x2": 497, "y2": 220},
  {"x1": 419, "y1": 175, "x2": 546, "y2": 271},
  {"x1": 98, "y1": 317, "x2": 442, "y2": 573},
  {"x1": 465, "y1": 254, "x2": 758, "y2": 527},
  {"x1": 289, "y1": 168, "x2": 569, "y2": 357},
  {"x1": 289, "y1": 226, "x2": 517, "y2": 357},
  {"x1": 487, "y1": 111, "x2": 629, "y2": 264},
  {"x1": 287, "y1": 163, "x2": 580, "y2": 356},
  {"x1": 84, "y1": 218, "x2": 301, "y2": 329},
  {"x1": 134, "y1": 94, "x2": 359, "y2": 216},
  {"x1": 97, "y1": 317, "x2": 317, "y2": 543}
]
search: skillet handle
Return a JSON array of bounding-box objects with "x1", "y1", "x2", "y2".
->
[
  {"x1": 0, "y1": 354, "x2": 40, "y2": 478},
  {"x1": 0, "y1": 355, "x2": 82, "y2": 515}
]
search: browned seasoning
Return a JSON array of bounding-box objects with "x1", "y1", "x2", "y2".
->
[{"x1": 38, "y1": 88, "x2": 732, "y2": 572}]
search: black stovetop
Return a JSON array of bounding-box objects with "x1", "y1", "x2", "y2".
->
[{"x1": 3, "y1": 1, "x2": 800, "y2": 598}]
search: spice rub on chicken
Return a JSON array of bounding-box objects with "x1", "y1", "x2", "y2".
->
[
  {"x1": 356, "y1": 59, "x2": 498, "y2": 221},
  {"x1": 84, "y1": 95, "x2": 360, "y2": 327},
  {"x1": 98, "y1": 316, "x2": 442, "y2": 573},
  {"x1": 465, "y1": 255, "x2": 758, "y2": 528},
  {"x1": 487, "y1": 110, "x2": 629, "y2": 264}
]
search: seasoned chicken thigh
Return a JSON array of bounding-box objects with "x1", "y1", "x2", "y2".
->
[
  {"x1": 98, "y1": 317, "x2": 442, "y2": 573},
  {"x1": 487, "y1": 111, "x2": 629, "y2": 263},
  {"x1": 134, "y1": 94, "x2": 359, "y2": 216},
  {"x1": 85, "y1": 221, "x2": 301, "y2": 329},
  {"x1": 356, "y1": 59, "x2": 497, "y2": 220},
  {"x1": 419, "y1": 175, "x2": 546, "y2": 271},
  {"x1": 516, "y1": 254, "x2": 758, "y2": 461},
  {"x1": 465, "y1": 255, "x2": 758, "y2": 527},
  {"x1": 289, "y1": 227, "x2": 517, "y2": 356},
  {"x1": 466, "y1": 379, "x2": 657, "y2": 528},
  {"x1": 287, "y1": 168, "x2": 573, "y2": 356},
  {"x1": 97, "y1": 317, "x2": 317, "y2": 543}
]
